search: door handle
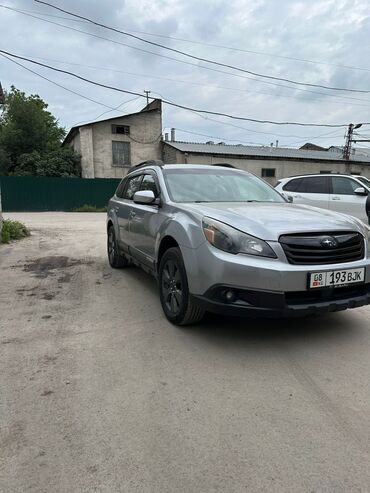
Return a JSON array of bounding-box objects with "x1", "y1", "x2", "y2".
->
[
  {"x1": 331, "y1": 196, "x2": 340, "y2": 200},
  {"x1": 130, "y1": 211, "x2": 136, "y2": 218}
]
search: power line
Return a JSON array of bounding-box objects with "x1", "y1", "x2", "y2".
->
[
  {"x1": 70, "y1": 96, "x2": 142, "y2": 127},
  {"x1": 9, "y1": 7, "x2": 370, "y2": 74},
  {"x1": 2, "y1": 50, "x2": 349, "y2": 142},
  {"x1": 5, "y1": 5, "x2": 370, "y2": 104},
  {"x1": 0, "y1": 53, "x2": 116, "y2": 110},
  {"x1": 34, "y1": 0, "x2": 370, "y2": 94},
  {"x1": 2, "y1": 50, "x2": 370, "y2": 128},
  {"x1": 10, "y1": 52, "x2": 370, "y2": 108},
  {"x1": 0, "y1": 54, "x2": 352, "y2": 146}
]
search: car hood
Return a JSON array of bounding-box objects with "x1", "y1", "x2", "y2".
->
[{"x1": 182, "y1": 202, "x2": 363, "y2": 241}]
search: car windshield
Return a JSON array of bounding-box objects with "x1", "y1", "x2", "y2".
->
[
  {"x1": 357, "y1": 176, "x2": 370, "y2": 188},
  {"x1": 164, "y1": 168, "x2": 285, "y2": 203}
]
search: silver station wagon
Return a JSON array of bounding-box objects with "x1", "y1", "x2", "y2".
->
[{"x1": 107, "y1": 161, "x2": 370, "y2": 325}]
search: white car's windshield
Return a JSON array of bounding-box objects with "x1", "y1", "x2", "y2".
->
[
  {"x1": 358, "y1": 176, "x2": 370, "y2": 188},
  {"x1": 164, "y1": 168, "x2": 285, "y2": 203}
]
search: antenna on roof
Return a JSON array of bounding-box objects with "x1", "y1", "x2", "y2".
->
[{"x1": 144, "y1": 90, "x2": 151, "y2": 105}]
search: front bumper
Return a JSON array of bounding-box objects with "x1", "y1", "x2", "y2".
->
[
  {"x1": 191, "y1": 283, "x2": 370, "y2": 318},
  {"x1": 181, "y1": 240, "x2": 370, "y2": 317}
]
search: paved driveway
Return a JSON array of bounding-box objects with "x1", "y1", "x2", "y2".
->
[{"x1": 1, "y1": 213, "x2": 370, "y2": 492}]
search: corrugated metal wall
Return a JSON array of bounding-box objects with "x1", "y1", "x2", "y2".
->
[{"x1": 0, "y1": 176, "x2": 121, "y2": 212}]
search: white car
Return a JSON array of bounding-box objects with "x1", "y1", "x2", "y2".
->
[{"x1": 275, "y1": 174, "x2": 370, "y2": 223}]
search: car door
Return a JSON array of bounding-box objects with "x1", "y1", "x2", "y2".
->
[
  {"x1": 283, "y1": 176, "x2": 330, "y2": 209},
  {"x1": 115, "y1": 173, "x2": 143, "y2": 253},
  {"x1": 329, "y1": 176, "x2": 368, "y2": 222},
  {"x1": 128, "y1": 172, "x2": 162, "y2": 269}
]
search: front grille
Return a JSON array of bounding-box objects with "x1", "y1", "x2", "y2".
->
[{"x1": 280, "y1": 231, "x2": 364, "y2": 265}]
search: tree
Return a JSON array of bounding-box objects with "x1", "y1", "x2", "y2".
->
[{"x1": 0, "y1": 86, "x2": 81, "y2": 177}]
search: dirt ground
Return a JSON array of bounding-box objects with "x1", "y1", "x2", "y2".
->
[{"x1": 1, "y1": 212, "x2": 370, "y2": 492}]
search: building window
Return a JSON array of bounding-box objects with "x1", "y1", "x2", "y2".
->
[
  {"x1": 112, "y1": 124, "x2": 130, "y2": 135},
  {"x1": 112, "y1": 141, "x2": 131, "y2": 167},
  {"x1": 261, "y1": 168, "x2": 276, "y2": 178}
]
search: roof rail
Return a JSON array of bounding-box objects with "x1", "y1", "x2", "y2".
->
[
  {"x1": 212, "y1": 163, "x2": 236, "y2": 169},
  {"x1": 127, "y1": 159, "x2": 164, "y2": 174}
]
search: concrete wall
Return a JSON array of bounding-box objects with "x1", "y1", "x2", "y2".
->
[
  {"x1": 163, "y1": 148, "x2": 370, "y2": 185},
  {"x1": 68, "y1": 109, "x2": 162, "y2": 178}
]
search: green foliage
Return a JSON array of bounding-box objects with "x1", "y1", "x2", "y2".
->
[
  {"x1": 1, "y1": 219, "x2": 30, "y2": 243},
  {"x1": 0, "y1": 86, "x2": 81, "y2": 177},
  {"x1": 36, "y1": 147, "x2": 81, "y2": 177},
  {"x1": 0, "y1": 147, "x2": 12, "y2": 174},
  {"x1": 72, "y1": 204, "x2": 107, "y2": 212}
]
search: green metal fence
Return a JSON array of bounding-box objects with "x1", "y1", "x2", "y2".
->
[{"x1": 0, "y1": 176, "x2": 121, "y2": 212}]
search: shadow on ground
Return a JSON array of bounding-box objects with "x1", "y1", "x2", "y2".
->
[{"x1": 115, "y1": 263, "x2": 361, "y2": 349}]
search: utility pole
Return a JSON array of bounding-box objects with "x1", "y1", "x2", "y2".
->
[
  {"x1": 343, "y1": 123, "x2": 363, "y2": 172},
  {"x1": 343, "y1": 124, "x2": 354, "y2": 161},
  {"x1": 144, "y1": 90, "x2": 151, "y2": 105}
]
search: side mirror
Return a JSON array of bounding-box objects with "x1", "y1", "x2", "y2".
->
[
  {"x1": 354, "y1": 187, "x2": 368, "y2": 196},
  {"x1": 133, "y1": 190, "x2": 156, "y2": 204},
  {"x1": 287, "y1": 195, "x2": 294, "y2": 203}
]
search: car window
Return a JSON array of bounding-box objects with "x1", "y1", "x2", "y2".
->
[
  {"x1": 140, "y1": 174, "x2": 159, "y2": 197},
  {"x1": 283, "y1": 178, "x2": 305, "y2": 192},
  {"x1": 331, "y1": 177, "x2": 359, "y2": 195},
  {"x1": 304, "y1": 176, "x2": 329, "y2": 194},
  {"x1": 115, "y1": 178, "x2": 127, "y2": 198},
  {"x1": 123, "y1": 174, "x2": 143, "y2": 200}
]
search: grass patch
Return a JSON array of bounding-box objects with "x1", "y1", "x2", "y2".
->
[
  {"x1": 1, "y1": 219, "x2": 30, "y2": 244},
  {"x1": 71, "y1": 204, "x2": 107, "y2": 212}
]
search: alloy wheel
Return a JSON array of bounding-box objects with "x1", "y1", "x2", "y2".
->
[{"x1": 161, "y1": 259, "x2": 183, "y2": 315}]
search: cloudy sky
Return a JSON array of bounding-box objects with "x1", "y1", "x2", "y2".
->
[{"x1": 1, "y1": 0, "x2": 370, "y2": 148}]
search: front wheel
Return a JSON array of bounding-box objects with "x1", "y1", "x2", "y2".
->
[
  {"x1": 107, "y1": 226, "x2": 129, "y2": 268},
  {"x1": 158, "y1": 247, "x2": 204, "y2": 326}
]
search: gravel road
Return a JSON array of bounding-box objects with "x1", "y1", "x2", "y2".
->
[{"x1": 1, "y1": 213, "x2": 370, "y2": 492}]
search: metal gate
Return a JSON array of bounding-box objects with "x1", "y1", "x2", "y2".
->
[{"x1": 0, "y1": 176, "x2": 121, "y2": 212}]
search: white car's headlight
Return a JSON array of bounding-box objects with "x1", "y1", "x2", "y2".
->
[{"x1": 202, "y1": 217, "x2": 277, "y2": 258}]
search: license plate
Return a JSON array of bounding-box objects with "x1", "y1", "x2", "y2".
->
[{"x1": 309, "y1": 268, "x2": 365, "y2": 289}]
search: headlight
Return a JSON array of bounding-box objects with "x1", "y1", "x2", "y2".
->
[{"x1": 202, "y1": 217, "x2": 277, "y2": 258}]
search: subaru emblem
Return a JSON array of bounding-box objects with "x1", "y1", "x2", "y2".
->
[{"x1": 321, "y1": 236, "x2": 338, "y2": 249}]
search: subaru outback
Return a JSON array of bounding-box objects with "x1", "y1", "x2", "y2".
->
[{"x1": 107, "y1": 161, "x2": 370, "y2": 325}]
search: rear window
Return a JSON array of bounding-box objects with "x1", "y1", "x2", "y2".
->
[
  {"x1": 304, "y1": 176, "x2": 329, "y2": 194},
  {"x1": 283, "y1": 178, "x2": 305, "y2": 192},
  {"x1": 283, "y1": 176, "x2": 329, "y2": 194}
]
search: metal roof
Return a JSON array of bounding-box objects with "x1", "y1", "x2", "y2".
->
[{"x1": 164, "y1": 141, "x2": 370, "y2": 163}]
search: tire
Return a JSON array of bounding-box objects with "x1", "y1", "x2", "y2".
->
[
  {"x1": 158, "y1": 247, "x2": 204, "y2": 326},
  {"x1": 366, "y1": 193, "x2": 370, "y2": 224},
  {"x1": 107, "y1": 225, "x2": 129, "y2": 268}
]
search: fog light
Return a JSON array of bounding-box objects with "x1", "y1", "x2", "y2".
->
[{"x1": 224, "y1": 290, "x2": 237, "y2": 303}]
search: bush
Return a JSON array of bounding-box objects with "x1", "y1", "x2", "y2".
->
[
  {"x1": 12, "y1": 147, "x2": 81, "y2": 177},
  {"x1": 72, "y1": 204, "x2": 107, "y2": 212},
  {"x1": 1, "y1": 219, "x2": 30, "y2": 243}
]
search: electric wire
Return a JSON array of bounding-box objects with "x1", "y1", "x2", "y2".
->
[
  {"x1": 9, "y1": 6, "x2": 370, "y2": 74},
  {"x1": 3, "y1": 50, "x2": 368, "y2": 127},
  {"x1": 3, "y1": 5, "x2": 370, "y2": 103},
  {"x1": 34, "y1": 0, "x2": 370, "y2": 94}
]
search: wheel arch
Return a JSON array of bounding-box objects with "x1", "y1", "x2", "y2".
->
[
  {"x1": 157, "y1": 235, "x2": 179, "y2": 271},
  {"x1": 107, "y1": 219, "x2": 114, "y2": 232}
]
